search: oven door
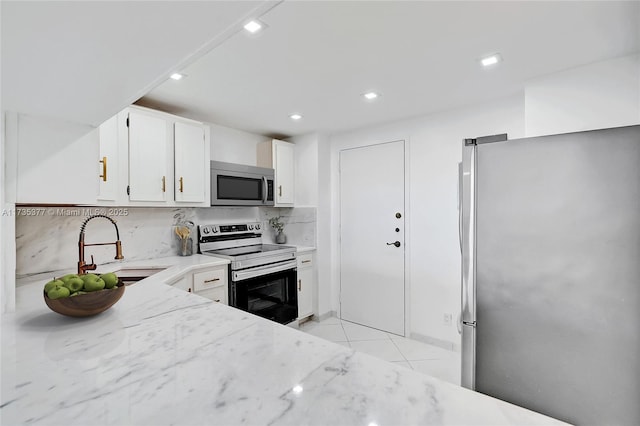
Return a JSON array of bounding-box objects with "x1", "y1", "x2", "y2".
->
[{"x1": 232, "y1": 261, "x2": 298, "y2": 324}]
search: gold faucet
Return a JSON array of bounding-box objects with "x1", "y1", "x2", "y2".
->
[{"x1": 78, "y1": 214, "x2": 124, "y2": 275}]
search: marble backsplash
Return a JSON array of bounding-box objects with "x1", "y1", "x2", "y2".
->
[{"x1": 16, "y1": 206, "x2": 316, "y2": 277}]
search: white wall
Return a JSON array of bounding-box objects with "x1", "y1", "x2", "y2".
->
[
  {"x1": 315, "y1": 134, "x2": 332, "y2": 318},
  {"x1": 323, "y1": 95, "x2": 525, "y2": 348},
  {"x1": 2, "y1": 113, "x2": 18, "y2": 313},
  {"x1": 525, "y1": 54, "x2": 640, "y2": 137},
  {"x1": 288, "y1": 133, "x2": 319, "y2": 207},
  {"x1": 320, "y1": 54, "x2": 640, "y2": 349},
  {"x1": 209, "y1": 122, "x2": 268, "y2": 166},
  {"x1": 15, "y1": 114, "x2": 97, "y2": 204}
]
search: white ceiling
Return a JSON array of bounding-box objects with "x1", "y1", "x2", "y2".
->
[
  {"x1": 1, "y1": 0, "x2": 278, "y2": 127},
  {"x1": 2, "y1": 1, "x2": 638, "y2": 136},
  {"x1": 139, "y1": 1, "x2": 640, "y2": 138}
]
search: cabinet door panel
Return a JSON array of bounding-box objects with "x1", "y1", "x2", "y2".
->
[
  {"x1": 275, "y1": 141, "x2": 295, "y2": 205},
  {"x1": 97, "y1": 115, "x2": 118, "y2": 201},
  {"x1": 128, "y1": 111, "x2": 168, "y2": 201},
  {"x1": 193, "y1": 267, "x2": 227, "y2": 292},
  {"x1": 174, "y1": 122, "x2": 206, "y2": 203}
]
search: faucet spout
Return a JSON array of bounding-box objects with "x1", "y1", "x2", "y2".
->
[{"x1": 78, "y1": 214, "x2": 124, "y2": 275}]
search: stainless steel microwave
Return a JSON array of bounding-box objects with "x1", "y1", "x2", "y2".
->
[{"x1": 210, "y1": 161, "x2": 274, "y2": 206}]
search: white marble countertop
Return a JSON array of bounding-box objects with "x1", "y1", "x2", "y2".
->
[
  {"x1": 16, "y1": 254, "x2": 231, "y2": 288},
  {"x1": 2, "y1": 256, "x2": 567, "y2": 426}
]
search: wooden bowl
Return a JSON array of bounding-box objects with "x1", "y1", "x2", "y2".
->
[{"x1": 44, "y1": 280, "x2": 125, "y2": 317}]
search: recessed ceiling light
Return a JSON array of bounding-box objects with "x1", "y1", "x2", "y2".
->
[
  {"x1": 363, "y1": 92, "x2": 379, "y2": 100},
  {"x1": 480, "y1": 53, "x2": 502, "y2": 67},
  {"x1": 289, "y1": 113, "x2": 302, "y2": 121},
  {"x1": 170, "y1": 73, "x2": 185, "y2": 81},
  {"x1": 244, "y1": 20, "x2": 263, "y2": 34}
]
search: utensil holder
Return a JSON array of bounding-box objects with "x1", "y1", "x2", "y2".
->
[{"x1": 179, "y1": 237, "x2": 193, "y2": 256}]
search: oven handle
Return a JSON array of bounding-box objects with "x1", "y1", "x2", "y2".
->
[{"x1": 232, "y1": 259, "x2": 297, "y2": 281}]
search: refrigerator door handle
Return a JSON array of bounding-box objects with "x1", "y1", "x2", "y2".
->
[
  {"x1": 460, "y1": 140, "x2": 477, "y2": 390},
  {"x1": 461, "y1": 144, "x2": 476, "y2": 324},
  {"x1": 458, "y1": 162, "x2": 463, "y2": 255}
]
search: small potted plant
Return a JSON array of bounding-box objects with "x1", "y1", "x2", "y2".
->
[{"x1": 269, "y1": 216, "x2": 287, "y2": 244}]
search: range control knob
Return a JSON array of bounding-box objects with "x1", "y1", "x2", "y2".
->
[
  {"x1": 255, "y1": 223, "x2": 261, "y2": 230},
  {"x1": 248, "y1": 224, "x2": 254, "y2": 230},
  {"x1": 212, "y1": 227, "x2": 219, "y2": 233},
  {"x1": 202, "y1": 227, "x2": 210, "y2": 234}
]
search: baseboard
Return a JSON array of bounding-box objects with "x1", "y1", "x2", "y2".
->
[
  {"x1": 410, "y1": 332, "x2": 461, "y2": 353},
  {"x1": 316, "y1": 310, "x2": 337, "y2": 322}
]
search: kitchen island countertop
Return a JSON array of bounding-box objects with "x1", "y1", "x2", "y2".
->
[{"x1": 2, "y1": 255, "x2": 566, "y2": 426}]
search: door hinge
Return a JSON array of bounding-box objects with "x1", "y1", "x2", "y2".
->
[
  {"x1": 126, "y1": 185, "x2": 130, "y2": 195},
  {"x1": 126, "y1": 117, "x2": 129, "y2": 128}
]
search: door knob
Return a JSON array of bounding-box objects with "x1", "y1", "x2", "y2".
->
[{"x1": 386, "y1": 241, "x2": 401, "y2": 247}]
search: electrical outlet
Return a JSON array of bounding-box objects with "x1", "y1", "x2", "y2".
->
[{"x1": 443, "y1": 313, "x2": 453, "y2": 326}]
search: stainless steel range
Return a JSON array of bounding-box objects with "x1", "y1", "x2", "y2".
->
[{"x1": 198, "y1": 222, "x2": 298, "y2": 324}]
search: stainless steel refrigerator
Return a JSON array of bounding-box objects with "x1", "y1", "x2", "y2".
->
[{"x1": 460, "y1": 125, "x2": 640, "y2": 426}]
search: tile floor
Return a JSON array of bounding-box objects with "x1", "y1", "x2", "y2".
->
[{"x1": 299, "y1": 316, "x2": 461, "y2": 385}]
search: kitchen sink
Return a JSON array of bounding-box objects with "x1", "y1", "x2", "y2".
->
[{"x1": 109, "y1": 267, "x2": 167, "y2": 285}]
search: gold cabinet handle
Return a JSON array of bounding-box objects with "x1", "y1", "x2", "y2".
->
[
  {"x1": 214, "y1": 299, "x2": 221, "y2": 303},
  {"x1": 99, "y1": 157, "x2": 107, "y2": 182},
  {"x1": 179, "y1": 177, "x2": 184, "y2": 193},
  {"x1": 279, "y1": 185, "x2": 282, "y2": 197},
  {"x1": 298, "y1": 279, "x2": 301, "y2": 291},
  {"x1": 188, "y1": 288, "x2": 192, "y2": 293},
  {"x1": 162, "y1": 176, "x2": 166, "y2": 192},
  {"x1": 204, "y1": 278, "x2": 220, "y2": 283},
  {"x1": 301, "y1": 260, "x2": 311, "y2": 264}
]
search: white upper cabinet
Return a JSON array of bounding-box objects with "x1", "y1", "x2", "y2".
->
[
  {"x1": 96, "y1": 106, "x2": 210, "y2": 207},
  {"x1": 128, "y1": 110, "x2": 170, "y2": 202},
  {"x1": 258, "y1": 139, "x2": 295, "y2": 207},
  {"x1": 174, "y1": 122, "x2": 207, "y2": 203},
  {"x1": 275, "y1": 141, "x2": 295, "y2": 205}
]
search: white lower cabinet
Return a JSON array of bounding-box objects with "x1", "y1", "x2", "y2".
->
[
  {"x1": 193, "y1": 267, "x2": 228, "y2": 304},
  {"x1": 297, "y1": 252, "x2": 315, "y2": 320},
  {"x1": 169, "y1": 265, "x2": 229, "y2": 305},
  {"x1": 195, "y1": 286, "x2": 226, "y2": 304},
  {"x1": 171, "y1": 275, "x2": 193, "y2": 293}
]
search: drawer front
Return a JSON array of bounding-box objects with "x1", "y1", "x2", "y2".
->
[
  {"x1": 297, "y1": 253, "x2": 313, "y2": 268},
  {"x1": 193, "y1": 267, "x2": 227, "y2": 292},
  {"x1": 196, "y1": 286, "x2": 227, "y2": 304}
]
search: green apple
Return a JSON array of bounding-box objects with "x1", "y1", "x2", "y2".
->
[
  {"x1": 81, "y1": 274, "x2": 105, "y2": 292},
  {"x1": 44, "y1": 279, "x2": 64, "y2": 293},
  {"x1": 47, "y1": 285, "x2": 70, "y2": 299},
  {"x1": 70, "y1": 291, "x2": 88, "y2": 297},
  {"x1": 100, "y1": 272, "x2": 119, "y2": 289},
  {"x1": 60, "y1": 273, "x2": 79, "y2": 285},
  {"x1": 62, "y1": 277, "x2": 84, "y2": 293}
]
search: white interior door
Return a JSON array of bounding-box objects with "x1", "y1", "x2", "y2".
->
[{"x1": 340, "y1": 140, "x2": 405, "y2": 336}]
